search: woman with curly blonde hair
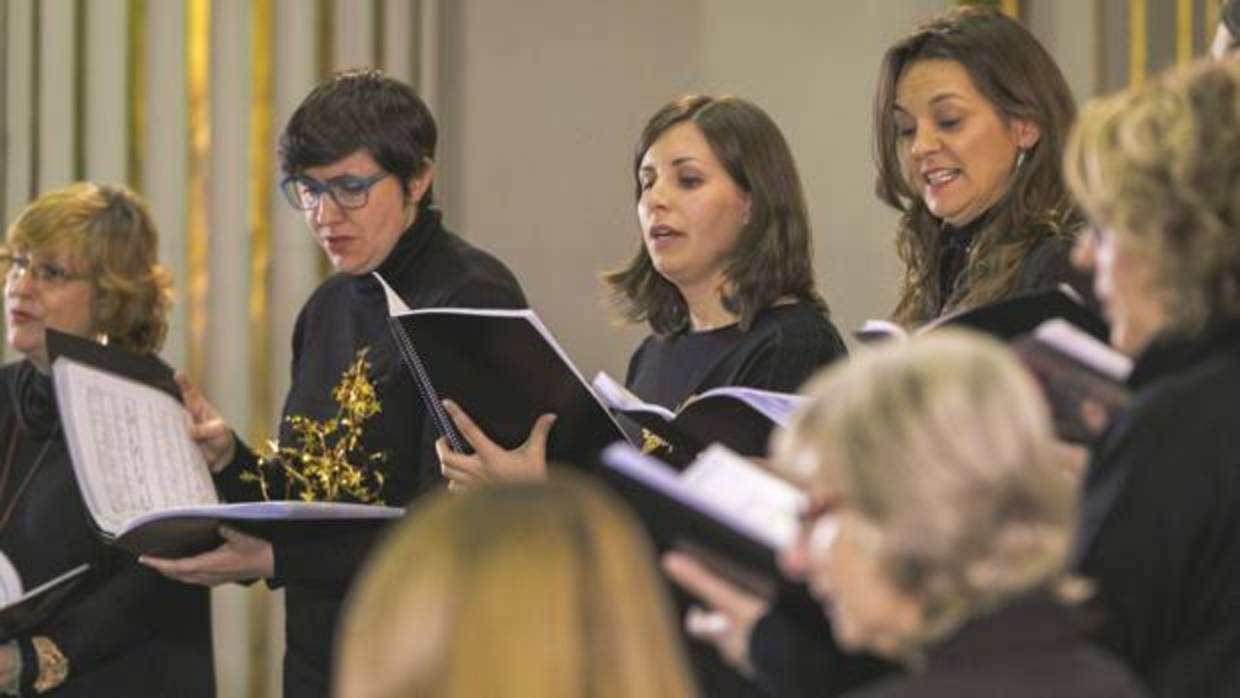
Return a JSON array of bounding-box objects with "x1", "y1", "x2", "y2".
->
[
  {"x1": 0, "y1": 182, "x2": 213, "y2": 696},
  {"x1": 1064, "y1": 58, "x2": 1240, "y2": 696}
]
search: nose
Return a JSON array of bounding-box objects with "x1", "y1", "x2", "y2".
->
[
  {"x1": 778, "y1": 530, "x2": 812, "y2": 581},
  {"x1": 313, "y1": 192, "x2": 346, "y2": 225},
  {"x1": 1072, "y1": 230, "x2": 1097, "y2": 272},
  {"x1": 5, "y1": 267, "x2": 35, "y2": 297},
  {"x1": 908, "y1": 124, "x2": 939, "y2": 160}
]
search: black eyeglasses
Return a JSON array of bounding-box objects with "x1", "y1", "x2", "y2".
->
[
  {"x1": 279, "y1": 172, "x2": 391, "y2": 211},
  {"x1": 0, "y1": 252, "x2": 90, "y2": 287}
]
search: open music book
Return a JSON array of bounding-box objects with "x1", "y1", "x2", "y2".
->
[
  {"x1": 592, "y1": 372, "x2": 804, "y2": 462},
  {"x1": 1013, "y1": 319, "x2": 1133, "y2": 443},
  {"x1": 855, "y1": 285, "x2": 1108, "y2": 344},
  {"x1": 46, "y1": 330, "x2": 403, "y2": 558},
  {"x1": 0, "y1": 553, "x2": 89, "y2": 641},
  {"x1": 598, "y1": 441, "x2": 808, "y2": 599},
  {"x1": 376, "y1": 273, "x2": 631, "y2": 466}
]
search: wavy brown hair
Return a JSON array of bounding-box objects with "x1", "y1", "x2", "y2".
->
[
  {"x1": 604, "y1": 95, "x2": 825, "y2": 336},
  {"x1": 5, "y1": 183, "x2": 173, "y2": 353},
  {"x1": 874, "y1": 7, "x2": 1081, "y2": 327}
]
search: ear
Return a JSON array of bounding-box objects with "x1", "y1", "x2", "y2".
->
[
  {"x1": 406, "y1": 160, "x2": 436, "y2": 207},
  {"x1": 1010, "y1": 118, "x2": 1041, "y2": 151},
  {"x1": 741, "y1": 190, "x2": 753, "y2": 227}
]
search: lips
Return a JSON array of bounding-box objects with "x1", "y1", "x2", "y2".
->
[
  {"x1": 922, "y1": 167, "x2": 960, "y2": 191},
  {"x1": 646, "y1": 224, "x2": 685, "y2": 250}
]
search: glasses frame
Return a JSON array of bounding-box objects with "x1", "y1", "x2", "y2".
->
[
  {"x1": 279, "y1": 171, "x2": 391, "y2": 211},
  {"x1": 0, "y1": 251, "x2": 91, "y2": 288}
]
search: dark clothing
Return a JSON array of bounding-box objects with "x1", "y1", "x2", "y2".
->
[
  {"x1": 750, "y1": 598, "x2": 895, "y2": 698},
  {"x1": 936, "y1": 222, "x2": 1096, "y2": 319},
  {"x1": 1073, "y1": 321, "x2": 1240, "y2": 697},
  {"x1": 843, "y1": 594, "x2": 1147, "y2": 698},
  {"x1": 627, "y1": 301, "x2": 847, "y2": 698},
  {"x1": 214, "y1": 210, "x2": 526, "y2": 697},
  {"x1": 0, "y1": 361, "x2": 214, "y2": 697},
  {"x1": 626, "y1": 301, "x2": 847, "y2": 404}
]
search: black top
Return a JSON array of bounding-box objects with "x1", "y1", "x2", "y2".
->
[
  {"x1": 627, "y1": 301, "x2": 847, "y2": 698},
  {"x1": 1073, "y1": 321, "x2": 1240, "y2": 697},
  {"x1": 844, "y1": 593, "x2": 1147, "y2": 698},
  {"x1": 0, "y1": 361, "x2": 214, "y2": 696},
  {"x1": 215, "y1": 210, "x2": 526, "y2": 698},
  {"x1": 936, "y1": 217, "x2": 1096, "y2": 319},
  {"x1": 625, "y1": 301, "x2": 847, "y2": 406}
]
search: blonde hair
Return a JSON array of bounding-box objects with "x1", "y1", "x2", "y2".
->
[
  {"x1": 1065, "y1": 58, "x2": 1240, "y2": 332},
  {"x1": 777, "y1": 331, "x2": 1074, "y2": 650},
  {"x1": 5, "y1": 182, "x2": 173, "y2": 352},
  {"x1": 335, "y1": 475, "x2": 698, "y2": 698}
]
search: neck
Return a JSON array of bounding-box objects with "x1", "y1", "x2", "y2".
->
[{"x1": 679, "y1": 278, "x2": 737, "y2": 332}]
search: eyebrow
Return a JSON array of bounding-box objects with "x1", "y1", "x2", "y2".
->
[
  {"x1": 894, "y1": 91, "x2": 967, "y2": 113},
  {"x1": 640, "y1": 156, "x2": 703, "y2": 171}
]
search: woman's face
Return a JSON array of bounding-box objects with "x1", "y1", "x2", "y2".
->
[
  {"x1": 1072, "y1": 225, "x2": 1169, "y2": 357},
  {"x1": 894, "y1": 59, "x2": 1039, "y2": 226},
  {"x1": 802, "y1": 510, "x2": 923, "y2": 658},
  {"x1": 4, "y1": 248, "x2": 98, "y2": 369},
  {"x1": 636, "y1": 122, "x2": 751, "y2": 296},
  {"x1": 1211, "y1": 21, "x2": 1239, "y2": 60}
]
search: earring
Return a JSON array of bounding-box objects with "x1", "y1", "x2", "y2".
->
[{"x1": 1015, "y1": 149, "x2": 1028, "y2": 170}]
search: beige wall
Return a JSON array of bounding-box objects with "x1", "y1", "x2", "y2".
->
[{"x1": 435, "y1": 1, "x2": 953, "y2": 380}]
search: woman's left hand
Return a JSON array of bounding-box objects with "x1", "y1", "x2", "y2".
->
[
  {"x1": 435, "y1": 399, "x2": 556, "y2": 491},
  {"x1": 139, "y1": 526, "x2": 274, "y2": 586}
]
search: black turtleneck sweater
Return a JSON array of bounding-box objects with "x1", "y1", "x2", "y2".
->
[
  {"x1": 0, "y1": 361, "x2": 214, "y2": 696},
  {"x1": 214, "y1": 209, "x2": 526, "y2": 698},
  {"x1": 1072, "y1": 322, "x2": 1240, "y2": 697}
]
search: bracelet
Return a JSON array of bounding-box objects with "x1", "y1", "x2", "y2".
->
[{"x1": 30, "y1": 637, "x2": 67, "y2": 694}]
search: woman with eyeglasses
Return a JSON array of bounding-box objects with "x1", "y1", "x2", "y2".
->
[
  {"x1": 0, "y1": 183, "x2": 214, "y2": 696},
  {"x1": 764, "y1": 331, "x2": 1145, "y2": 697},
  {"x1": 139, "y1": 68, "x2": 525, "y2": 698}
]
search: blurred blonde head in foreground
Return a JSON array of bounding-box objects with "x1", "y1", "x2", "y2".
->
[
  {"x1": 335, "y1": 474, "x2": 698, "y2": 698},
  {"x1": 775, "y1": 330, "x2": 1076, "y2": 663}
]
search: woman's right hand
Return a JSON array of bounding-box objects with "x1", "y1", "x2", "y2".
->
[
  {"x1": 435, "y1": 399, "x2": 556, "y2": 491},
  {"x1": 176, "y1": 372, "x2": 236, "y2": 473}
]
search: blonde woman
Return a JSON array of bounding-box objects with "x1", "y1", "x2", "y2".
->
[
  {"x1": 335, "y1": 474, "x2": 698, "y2": 698},
  {"x1": 1064, "y1": 58, "x2": 1240, "y2": 696},
  {"x1": 773, "y1": 331, "x2": 1145, "y2": 697},
  {"x1": 0, "y1": 183, "x2": 213, "y2": 695}
]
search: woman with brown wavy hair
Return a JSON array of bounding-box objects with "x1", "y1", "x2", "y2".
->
[
  {"x1": 438, "y1": 94, "x2": 846, "y2": 698},
  {"x1": 873, "y1": 6, "x2": 1092, "y2": 327}
]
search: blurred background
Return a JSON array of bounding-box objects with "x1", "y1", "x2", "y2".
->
[{"x1": 0, "y1": 0, "x2": 1219, "y2": 694}]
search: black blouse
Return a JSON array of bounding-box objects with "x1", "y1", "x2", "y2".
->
[
  {"x1": 0, "y1": 361, "x2": 213, "y2": 697},
  {"x1": 214, "y1": 209, "x2": 526, "y2": 698}
]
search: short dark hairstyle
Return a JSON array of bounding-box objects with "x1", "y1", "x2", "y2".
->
[
  {"x1": 279, "y1": 68, "x2": 437, "y2": 209},
  {"x1": 873, "y1": 7, "x2": 1081, "y2": 326},
  {"x1": 604, "y1": 95, "x2": 826, "y2": 336}
]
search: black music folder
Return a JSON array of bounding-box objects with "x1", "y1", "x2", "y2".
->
[{"x1": 46, "y1": 330, "x2": 403, "y2": 558}]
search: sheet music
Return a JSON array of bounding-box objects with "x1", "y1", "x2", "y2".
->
[
  {"x1": 680, "y1": 445, "x2": 807, "y2": 550},
  {"x1": 54, "y1": 360, "x2": 217, "y2": 534},
  {"x1": 689, "y1": 386, "x2": 806, "y2": 426}
]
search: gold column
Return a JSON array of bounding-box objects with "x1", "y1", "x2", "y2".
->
[
  {"x1": 126, "y1": 0, "x2": 146, "y2": 191},
  {"x1": 1177, "y1": 0, "x2": 1194, "y2": 65},
  {"x1": 186, "y1": 0, "x2": 210, "y2": 383},
  {"x1": 248, "y1": 4, "x2": 275, "y2": 693},
  {"x1": 1000, "y1": 0, "x2": 1019, "y2": 19},
  {"x1": 1130, "y1": 0, "x2": 1147, "y2": 86},
  {"x1": 72, "y1": 0, "x2": 85, "y2": 180}
]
